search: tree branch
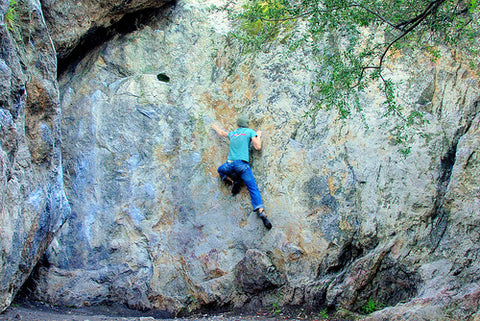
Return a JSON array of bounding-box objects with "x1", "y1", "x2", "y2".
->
[
  {"x1": 394, "y1": 0, "x2": 447, "y2": 31},
  {"x1": 354, "y1": 0, "x2": 448, "y2": 88},
  {"x1": 351, "y1": 1, "x2": 399, "y2": 29}
]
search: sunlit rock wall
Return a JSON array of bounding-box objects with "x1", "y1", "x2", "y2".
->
[{"x1": 15, "y1": 0, "x2": 480, "y2": 319}]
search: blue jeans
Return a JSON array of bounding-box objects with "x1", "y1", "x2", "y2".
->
[{"x1": 217, "y1": 160, "x2": 264, "y2": 211}]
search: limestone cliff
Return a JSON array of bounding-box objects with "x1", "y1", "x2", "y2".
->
[{"x1": 1, "y1": 0, "x2": 479, "y2": 319}]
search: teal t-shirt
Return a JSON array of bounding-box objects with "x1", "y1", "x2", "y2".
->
[{"x1": 227, "y1": 127, "x2": 257, "y2": 162}]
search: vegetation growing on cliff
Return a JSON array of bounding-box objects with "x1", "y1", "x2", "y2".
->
[
  {"x1": 231, "y1": 0, "x2": 479, "y2": 120},
  {"x1": 4, "y1": 0, "x2": 28, "y2": 63},
  {"x1": 5, "y1": 0, "x2": 20, "y2": 35}
]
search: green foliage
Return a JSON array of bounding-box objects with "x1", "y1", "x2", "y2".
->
[
  {"x1": 319, "y1": 308, "x2": 329, "y2": 319},
  {"x1": 363, "y1": 298, "x2": 377, "y2": 314},
  {"x1": 470, "y1": 0, "x2": 479, "y2": 12},
  {"x1": 231, "y1": 0, "x2": 296, "y2": 52},
  {"x1": 230, "y1": 0, "x2": 478, "y2": 155},
  {"x1": 5, "y1": 0, "x2": 20, "y2": 34},
  {"x1": 271, "y1": 303, "x2": 282, "y2": 315},
  {"x1": 389, "y1": 108, "x2": 430, "y2": 157},
  {"x1": 270, "y1": 293, "x2": 283, "y2": 315},
  {"x1": 4, "y1": 0, "x2": 26, "y2": 52},
  {"x1": 231, "y1": 0, "x2": 479, "y2": 120},
  {"x1": 361, "y1": 298, "x2": 384, "y2": 314}
]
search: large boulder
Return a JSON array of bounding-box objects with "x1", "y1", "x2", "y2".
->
[{"x1": 234, "y1": 249, "x2": 284, "y2": 294}]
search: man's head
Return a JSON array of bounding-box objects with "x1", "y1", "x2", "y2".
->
[{"x1": 237, "y1": 115, "x2": 250, "y2": 128}]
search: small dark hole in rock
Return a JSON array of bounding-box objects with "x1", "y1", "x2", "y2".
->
[{"x1": 157, "y1": 73, "x2": 170, "y2": 83}]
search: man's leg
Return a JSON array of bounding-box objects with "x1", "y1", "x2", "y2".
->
[
  {"x1": 217, "y1": 162, "x2": 230, "y2": 181},
  {"x1": 218, "y1": 162, "x2": 242, "y2": 195},
  {"x1": 238, "y1": 165, "x2": 263, "y2": 211},
  {"x1": 237, "y1": 163, "x2": 272, "y2": 229},
  {"x1": 230, "y1": 173, "x2": 242, "y2": 195}
]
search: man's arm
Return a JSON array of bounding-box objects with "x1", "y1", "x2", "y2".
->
[
  {"x1": 212, "y1": 124, "x2": 228, "y2": 138},
  {"x1": 252, "y1": 130, "x2": 262, "y2": 150}
]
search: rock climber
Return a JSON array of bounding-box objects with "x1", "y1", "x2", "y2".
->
[{"x1": 212, "y1": 115, "x2": 272, "y2": 230}]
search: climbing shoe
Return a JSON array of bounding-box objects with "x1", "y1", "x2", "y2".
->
[
  {"x1": 231, "y1": 181, "x2": 241, "y2": 195},
  {"x1": 256, "y1": 210, "x2": 272, "y2": 230}
]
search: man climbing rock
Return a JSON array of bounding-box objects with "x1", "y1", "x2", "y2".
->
[{"x1": 212, "y1": 115, "x2": 272, "y2": 230}]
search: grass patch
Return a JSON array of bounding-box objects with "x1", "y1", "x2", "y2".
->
[{"x1": 361, "y1": 298, "x2": 384, "y2": 314}]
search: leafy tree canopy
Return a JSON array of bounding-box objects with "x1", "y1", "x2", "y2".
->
[{"x1": 230, "y1": 0, "x2": 479, "y2": 121}]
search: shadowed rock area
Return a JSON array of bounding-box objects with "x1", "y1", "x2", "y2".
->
[{"x1": 1, "y1": 0, "x2": 480, "y2": 320}]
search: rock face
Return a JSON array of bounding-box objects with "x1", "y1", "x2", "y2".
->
[
  {"x1": 0, "y1": 0, "x2": 171, "y2": 313},
  {"x1": 0, "y1": 0, "x2": 69, "y2": 312},
  {"x1": 41, "y1": 0, "x2": 172, "y2": 61},
  {"x1": 30, "y1": 0, "x2": 480, "y2": 318},
  {"x1": 1, "y1": 0, "x2": 480, "y2": 319}
]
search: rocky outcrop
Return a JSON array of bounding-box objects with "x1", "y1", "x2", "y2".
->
[
  {"x1": 234, "y1": 249, "x2": 284, "y2": 294},
  {"x1": 0, "y1": 0, "x2": 70, "y2": 312},
  {"x1": 41, "y1": 0, "x2": 173, "y2": 62},
  {"x1": 20, "y1": 0, "x2": 480, "y2": 319},
  {"x1": 1, "y1": 0, "x2": 479, "y2": 319},
  {"x1": 0, "y1": 0, "x2": 172, "y2": 313}
]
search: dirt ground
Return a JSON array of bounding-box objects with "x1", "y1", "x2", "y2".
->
[{"x1": 0, "y1": 299, "x2": 346, "y2": 321}]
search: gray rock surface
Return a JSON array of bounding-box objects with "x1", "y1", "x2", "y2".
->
[
  {"x1": 0, "y1": 0, "x2": 69, "y2": 312},
  {"x1": 30, "y1": 0, "x2": 480, "y2": 318},
  {"x1": 41, "y1": 0, "x2": 173, "y2": 60},
  {"x1": 0, "y1": 0, "x2": 479, "y2": 319},
  {"x1": 0, "y1": 0, "x2": 170, "y2": 313}
]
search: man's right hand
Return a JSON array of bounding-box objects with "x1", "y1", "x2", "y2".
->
[{"x1": 212, "y1": 123, "x2": 228, "y2": 138}]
